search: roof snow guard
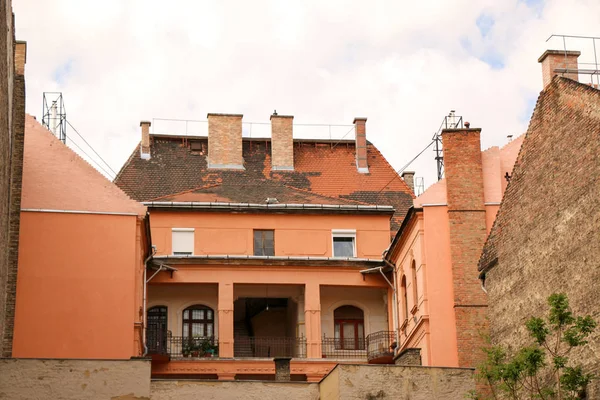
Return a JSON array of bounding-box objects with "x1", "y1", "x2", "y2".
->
[{"x1": 143, "y1": 201, "x2": 395, "y2": 214}]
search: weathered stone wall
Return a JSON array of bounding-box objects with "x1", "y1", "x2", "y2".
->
[
  {"x1": 0, "y1": 358, "x2": 151, "y2": 399},
  {"x1": 483, "y1": 77, "x2": 600, "y2": 397},
  {"x1": 151, "y1": 380, "x2": 319, "y2": 400},
  {"x1": 0, "y1": 0, "x2": 25, "y2": 358},
  {"x1": 320, "y1": 364, "x2": 474, "y2": 400}
]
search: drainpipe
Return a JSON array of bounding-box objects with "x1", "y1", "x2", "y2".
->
[
  {"x1": 360, "y1": 259, "x2": 400, "y2": 357},
  {"x1": 142, "y1": 246, "x2": 157, "y2": 356}
]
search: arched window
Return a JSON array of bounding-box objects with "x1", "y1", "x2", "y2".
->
[
  {"x1": 147, "y1": 306, "x2": 168, "y2": 353},
  {"x1": 411, "y1": 260, "x2": 418, "y2": 311},
  {"x1": 401, "y1": 275, "x2": 409, "y2": 321},
  {"x1": 182, "y1": 305, "x2": 214, "y2": 338},
  {"x1": 334, "y1": 305, "x2": 365, "y2": 350}
]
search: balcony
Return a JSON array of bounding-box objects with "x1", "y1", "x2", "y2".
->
[
  {"x1": 366, "y1": 330, "x2": 396, "y2": 364},
  {"x1": 234, "y1": 336, "x2": 306, "y2": 358}
]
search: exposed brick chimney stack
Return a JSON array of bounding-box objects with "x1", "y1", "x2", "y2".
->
[
  {"x1": 353, "y1": 117, "x2": 368, "y2": 173},
  {"x1": 208, "y1": 113, "x2": 244, "y2": 169},
  {"x1": 401, "y1": 171, "x2": 415, "y2": 192},
  {"x1": 538, "y1": 50, "x2": 581, "y2": 88},
  {"x1": 140, "y1": 121, "x2": 151, "y2": 160},
  {"x1": 14, "y1": 41, "x2": 26, "y2": 75},
  {"x1": 441, "y1": 126, "x2": 488, "y2": 368},
  {"x1": 270, "y1": 113, "x2": 294, "y2": 171}
]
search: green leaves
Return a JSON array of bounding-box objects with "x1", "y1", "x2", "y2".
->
[{"x1": 477, "y1": 293, "x2": 596, "y2": 400}]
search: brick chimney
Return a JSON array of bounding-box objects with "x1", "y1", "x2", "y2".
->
[
  {"x1": 538, "y1": 49, "x2": 580, "y2": 88},
  {"x1": 353, "y1": 117, "x2": 368, "y2": 173},
  {"x1": 401, "y1": 171, "x2": 415, "y2": 192},
  {"x1": 270, "y1": 113, "x2": 294, "y2": 170},
  {"x1": 441, "y1": 126, "x2": 488, "y2": 368},
  {"x1": 208, "y1": 113, "x2": 244, "y2": 169},
  {"x1": 140, "y1": 121, "x2": 151, "y2": 160},
  {"x1": 15, "y1": 41, "x2": 26, "y2": 75}
]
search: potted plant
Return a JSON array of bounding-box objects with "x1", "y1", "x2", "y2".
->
[
  {"x1": 201, "y1": 339, "x2": 218, "y2": 357},
  {"x1": 182, "y1": 340, "x2": 192, "y2": 358},
  {"x1": 190, "y1": 335, "x2": 202, "y2": 357}
]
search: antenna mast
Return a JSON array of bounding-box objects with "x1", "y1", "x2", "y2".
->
[{"x1": 42, "y1": 92, "x2": 67, "y2": 143}]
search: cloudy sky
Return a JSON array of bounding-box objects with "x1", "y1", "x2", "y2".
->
[{"x1": 13, "y1": 0, "x2": 600, "y2": 191}]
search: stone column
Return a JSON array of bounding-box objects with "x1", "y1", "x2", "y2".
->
[
  {"x1": 304, "y1": 283, "x2": 322, "y2": 358},
  {"x1": 218, "y1": 281, "x2": 234, "y2": 358}
]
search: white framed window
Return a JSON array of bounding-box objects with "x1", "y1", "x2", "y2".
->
[
  {"x1": 172, "y1": 228, "x2": 194, "y2": 256},
  {"x1": 332, "y1": 229, "x2": 356, "y2": 258}
]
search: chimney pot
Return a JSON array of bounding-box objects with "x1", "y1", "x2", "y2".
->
[
  {"x1": 464, "y1": 121, "x2": 470, "y2": 128},
  {"x1": 270, "y1": 114, "x2": 294, "y2": 171},
  {"x1": 140, "y1": 120, "x2": 151, "y2": 160},
  {"x1": 538, "y1": 49, "x2": 581, "y2": 88},
  {"x1": 353, "y1": 117, "x2": 369, "y2": 173},
  {"x1": 401, "y1": 171, "x2": 415, "y2": 192}
]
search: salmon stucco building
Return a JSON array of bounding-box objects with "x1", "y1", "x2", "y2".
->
[{"x1": 113, "y1": 114, "x2": 416, "y2": 380}]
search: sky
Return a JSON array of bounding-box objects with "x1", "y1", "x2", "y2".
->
[{"x1": 12, "y1": 0, "x2": 600, "y2": 192}]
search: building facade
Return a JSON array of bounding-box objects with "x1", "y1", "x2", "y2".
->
[
  {"x1": 479, "y1": 52, "x2": 600, "y2": 397},
  {"x1": 114, "y1": 114, "x2": 415, "y2": 380},
  {"x1": 383, "y1": 124, "x2": 523, "y2": 369}
]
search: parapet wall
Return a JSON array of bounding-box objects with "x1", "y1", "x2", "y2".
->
[
  {"x1": 0, "y1": 358, "x2": 151, "y2": 399},
  {"x1": 151, "y1": 380, "x2": 319, "y2": 400},
  {"x1": 320, "y1": 364, "x2": 474, "y2": 400}
]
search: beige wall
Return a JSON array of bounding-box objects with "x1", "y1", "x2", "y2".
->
[
  {"x1": 148, "y1": 284, "x2": 219, "y2": 337},
  {"x1": 151, "y1": 380, "x2": 319, "y2": 400},
  {"x1": 0, "y1": 359, "x2": 151, "y2": 399},
  {"x1": 320, "y1": 364, "x2": 474, "y2": 400},
  {"x1": 150, "y1": 212, "x2": 390, "y2": 258},
  {"x1": 320, "y1": 286, "x2": 389, "y2": 338}
]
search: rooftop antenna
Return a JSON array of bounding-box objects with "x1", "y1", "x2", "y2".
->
[
  {"x1": 432, "y1": 110, "x2": 464, "y2": 181},
  {"x1": 42, "y1": 92, "x2": 67, "y2": 144}
]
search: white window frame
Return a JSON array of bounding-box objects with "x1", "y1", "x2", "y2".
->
[
  {"x1": 331, "y1": 229, "x2": 357, "y2": 258},
  {"x1": 172, "y1": 228, "x2": 195, "y2": 256}
]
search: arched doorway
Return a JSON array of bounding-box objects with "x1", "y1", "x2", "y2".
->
[{"x1": 334, "y1": 305, "x2": 365, "y2": 350}]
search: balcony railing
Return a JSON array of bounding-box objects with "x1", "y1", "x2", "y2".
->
[
  {"x1": 365, "y1": 331, "x2": 396, "y2": 363},
  {"x1": 234, "y1": 336, "x2": 306, "y2": 358},
  {"x1": 169, "y1": 336, "x2": 219, "y2": 358},
  {"x1": 321, "y1": 337, "x2": 367, "y2": 360}
]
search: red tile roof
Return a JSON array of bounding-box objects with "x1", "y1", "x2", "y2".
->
[{"x1": 115, "y1": 137, "x2": 413, "y2": 231}]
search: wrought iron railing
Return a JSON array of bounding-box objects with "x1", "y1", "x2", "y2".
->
[
  {"x1": 321, "y1": 337, "x2": 367, "y2": 359},
  {"x1": 169, "y1": 336, "x2": 219, "y2": 358},
  {"x1": 234, "y1": 336, "x2": 306, "y2": 358},
  {"x1": 365, "y1": 331, "x2": 397, "y2": 362}
]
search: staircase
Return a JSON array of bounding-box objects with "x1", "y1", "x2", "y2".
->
[{"x1": 234, "y1": 321, "x2": 253, "y2": 357}]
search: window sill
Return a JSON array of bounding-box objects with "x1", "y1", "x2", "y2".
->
[{"x1": 410, "y1": 305, "x2": 418, "y2": 315}]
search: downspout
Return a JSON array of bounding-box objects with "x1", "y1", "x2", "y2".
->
[
  {"x1": 383, "y1": 256, "x2": 400, "y2": 357},
  {"x1": 142, "y1": 246, "x2": 157, "y2": 357}
]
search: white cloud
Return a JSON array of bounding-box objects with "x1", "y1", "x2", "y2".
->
[{"x1": 12, "y1": 0, "x2": 600, "y2": 190}]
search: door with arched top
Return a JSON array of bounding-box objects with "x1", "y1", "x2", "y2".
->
[{"x1": 334, "y1": 305, "x2": 365, "y2": 350}]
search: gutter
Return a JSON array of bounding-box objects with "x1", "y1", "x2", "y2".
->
[{"x1": 142, "y1": 201, "x2": 395, "y2": 214}]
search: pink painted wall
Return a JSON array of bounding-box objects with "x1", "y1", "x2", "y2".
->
[
  {"x1": 13, "y1": 212, "x2": 144, "y2": 359},
  {"x1": 150, "y1": 212, "x2": 391, "y2": 258}
]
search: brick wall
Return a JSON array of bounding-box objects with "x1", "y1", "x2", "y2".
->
[
  {"x1": 441, "y1": 128, "x2": 488, "y2": 368},
  {"x1": 483, "y1": 77, "x2": 600, "y2": 397},
  {"x1": 0, "y1": 0, "x2": 24, "y2": 358},
  {"x1": 208, "y1": 113, "x2": 243, "y2": 169},
  {"x1": 270, "y1": 114, "x2": 293, "y2": 170}
]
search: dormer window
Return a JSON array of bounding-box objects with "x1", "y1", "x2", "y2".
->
[
  {"x1": 172, "y1": 228, "x2": 194, "y2": 256},
  {"x1": 332, "y1": 230, "x2": 356, "y2": 258}
]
